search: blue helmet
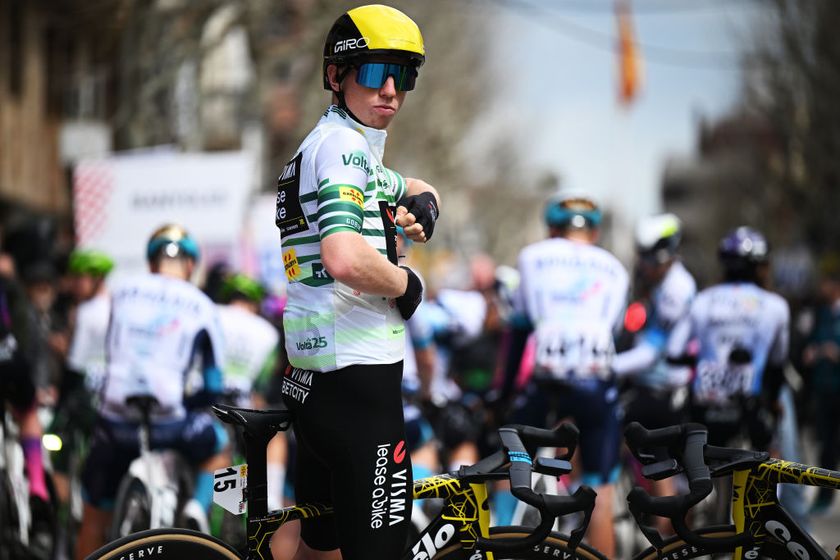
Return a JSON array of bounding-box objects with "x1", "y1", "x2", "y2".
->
[
  {"x1": 544, "y1": 190, "x2": 602, "y2": 230},
  {"x1": 718, "y1": 226, "x2": 768, "y2": 280},
  {"x1": 146, "y1": 224, "x2": 200, "y2": 263}
]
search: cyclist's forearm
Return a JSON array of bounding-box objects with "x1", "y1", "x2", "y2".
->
[
  {"x1": 612, "y1": 341, "x2": 658, "y2": 377},
  {"x1": 405, "y1": 177, "x2": 441, "y2": 207},
  {"x1": 321, "y1": 232, "x2": 407, "y2": 297}
]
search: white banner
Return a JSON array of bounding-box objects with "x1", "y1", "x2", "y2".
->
[{"x1": 74, "y1": 151, "x2": 255, "y2": 277}]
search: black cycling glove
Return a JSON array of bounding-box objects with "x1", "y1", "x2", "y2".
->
[
  {"x1": 398, "y1": 191, "x2": 439, "y2": 241},
  {"x1": 396, "y1": 266, "x2": 423, "y2": 320}
]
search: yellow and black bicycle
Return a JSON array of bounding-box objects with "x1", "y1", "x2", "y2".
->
[
  {"x1": 623, "y1": 421, "x2": 840, "y2": 560},
  {"x1": 84, "y1": 404, "x2": 605, "y2": 560}
]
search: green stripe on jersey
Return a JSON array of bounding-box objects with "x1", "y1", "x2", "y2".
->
[
  {"x1": 317, "y1": 201, "x2": 364, "y2": 221},
  {"x1": 283, "y1": 234, "x2": 321, "y2": 247},
  {"x1": 319, "y1": 214, "x2": 362, "y2": 232}
]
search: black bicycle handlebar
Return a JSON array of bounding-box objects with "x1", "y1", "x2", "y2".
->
[
  {"x1": 474, "y1": 424, "x2": 595, "y2": 554},
  {"x1": 624, "y1": 422, "x2": 751, "y2": 552}
]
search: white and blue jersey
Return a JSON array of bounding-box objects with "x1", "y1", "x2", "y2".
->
[
  {"x1": 668, "y1": 282, "x2": 789, "y2": 405},
  {"x1": 513, "y1": 237, "x2": 629, "y2": 384},
  {"x1": 613, "y1": 260, "x2": 696, "y2": 388},
  {"x1": 100, "y1": 272, "x2": 225, "y2": 420}
]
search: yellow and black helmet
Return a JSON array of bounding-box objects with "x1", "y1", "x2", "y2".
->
[{"x1": 323, "y1": 4, "x2": 425, "y2": 90}]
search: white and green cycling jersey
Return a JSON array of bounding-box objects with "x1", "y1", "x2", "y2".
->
[
  {"x1": 276, "y1": 105, "x2": 407, "y2": 372},
  {"x1": 217, "y1": 304, "x2": 279, "y2": 406}
]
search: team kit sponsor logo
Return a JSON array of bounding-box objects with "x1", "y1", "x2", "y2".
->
[
  {"x1": 281, "y1": 367, "x2": 314, "y2": 403},
  {"x1": 370, "y1": 440, "x2": 409, "y2": 529},
  {"x1": 334, "y1": 37, "x2": 368, "y2": 53},
  {"x1": 116, "y1": 545, "x2": 165, "y2": 559},
  {"x1": 341, "y1": 151, "x2": 371, "y2": 175}
]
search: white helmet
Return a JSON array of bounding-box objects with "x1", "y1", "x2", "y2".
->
[{"x1": 635, "y1": 213, "x2": 681, "y2": 263}]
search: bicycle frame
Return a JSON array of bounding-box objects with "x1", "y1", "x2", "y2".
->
[
  {"x1": 240, "y1": 434, "x2": 497, "y2": 560},
  {"x1": 729, "y1": 458, "x2": 840, "y2": 560}
]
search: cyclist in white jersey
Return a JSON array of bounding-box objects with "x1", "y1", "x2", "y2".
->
[
  {"x1": 76, "y1": 225, "x2": 230, "y2": 558},
  {"x1": 275, "y1": 6, "x2": 441, "y2": 560},
  {"x1": 505, "y1": 190, "x2": 629, "y2": 556},
  {"x1": 216, "y1": 272, "x2": 289, "y2": 512},
  {"x1": 612, "y1": 213, "x2": 695, "y2": 535},
  {"x1": 667, "y1": 226, "x2": 789, "y2": 448},
  {"x1": 66, "y1": 249, "x2": 115, "y2": 394},
  {"x1": 52, "y1": 250, "x2": 115, "y2": 511}
]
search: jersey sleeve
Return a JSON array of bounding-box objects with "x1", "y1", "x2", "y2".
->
[
  {"x1": 666, "y1": 306, "x2": 696, "y2": 359},
  {"x1": 384, "y1": 167, "x2": 407, "y2": 201},
  {"x1": 313, "y1": 128, "x2": 369, "y2": 239},
  {"x1": 67, "y1": 306, "x2": 92, "y2": 373}
]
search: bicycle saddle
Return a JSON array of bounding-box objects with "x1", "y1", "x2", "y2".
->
[
  {"x1": 212, "y1": 404, "x2": 292, "y2": 437},
  {"x1": 125, "y1": 394, "x2": 160, "y2": 415}
]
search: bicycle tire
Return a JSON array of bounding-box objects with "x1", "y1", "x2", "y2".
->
[
  {"x1": 632, "y1": 524, "x2": 787, "y2": 560},
  {"x1": 434, "y1": 526, "x2": 609, "y2": 559},
  {"x1": 86, "y1": 528, "x2": 241, "y2": 560},
  {"x1": 110, "y1": 477, "x2": 151, "y2": 540}
]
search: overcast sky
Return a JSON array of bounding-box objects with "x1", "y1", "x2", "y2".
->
[{"x1": 477, "y1": 0, "x2": 765, "y2": 255}]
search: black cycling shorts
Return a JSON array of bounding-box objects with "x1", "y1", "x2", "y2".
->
[
  {"x1": 0, "y1": 349, "x2": 35, "y2": 411},
  {"x1": 282, "y1": 361, "x2": 412, "y2": 560},
  {"x1": 623, "y1": 385, "x2": 687, "y2": 430}
]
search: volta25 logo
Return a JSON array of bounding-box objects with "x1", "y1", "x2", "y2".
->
[{"x1": 295, "y1": 336, "x2": 327, "y2": 351}]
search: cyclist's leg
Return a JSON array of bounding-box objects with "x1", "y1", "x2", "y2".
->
[
  {"x1": 163, "y1": 411, "x2": 230, "y2": 513},
  {"x1": 812, "y1": 386, "x2": 840, "y2": 512},
  {"x1": 283, "y1": 362, "x2": 412, "y2": 560},
  {"x1": 559, "y1": 380, "x2": 621, "y2": 558},
  {"x1": 622, "y1": 385, "x2": 685, "y2": 535},
  {"x1": 493, "y1": 382, "x2": 550, "y2": 526},
  {"x1": 77, "y1": 417, "x2": 140, "y2": 558},
  {"x1": 3, "y1": 350, "x2": 49, "y2": 503}
]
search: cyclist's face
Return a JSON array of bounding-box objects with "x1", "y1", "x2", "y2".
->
[{"x1": 328, "y1": 65, "x2": 406, "y2": 130}]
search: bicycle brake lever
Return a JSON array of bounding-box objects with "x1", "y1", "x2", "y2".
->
[
  {"x1": 534, "y1": 457, "x2": 572, "y2": 477},
  {"x1": 641, "y1": 458, "x2": 681, "y2": 481}
]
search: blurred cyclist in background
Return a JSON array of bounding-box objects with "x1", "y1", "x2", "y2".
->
[
  {"x1": 51, "y1": 250, "x2": 115, "y2": 513},
  {"x1": 216, "y1": 272, "x2": 287, "y2": 511},
  {"x1": 65, "y1": 249, "x2": 114, "y2": 394},
  {"x1": 667, "y1": 226, "x2": 789, "y2": 449},
  {"x1": 504, "y1": 190, "x2": 629, "y2": 556},
  {"x1": 800, "y1": 255, "x2": 840, "y2": 515},
  {"x1": 612, "y1": 213, "x2": 696, "y2": 533},
  {"x1": 75, "y1": 224, "x2": 229, "y2": 558}
]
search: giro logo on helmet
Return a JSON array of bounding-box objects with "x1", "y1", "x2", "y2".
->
[{"x1": 334, "y1": 37, "x2": 369, "y2": 53}]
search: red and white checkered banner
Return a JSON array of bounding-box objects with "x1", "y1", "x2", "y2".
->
[{"x1": 73, "y1": 161, "x2": 115, "y2": 246}]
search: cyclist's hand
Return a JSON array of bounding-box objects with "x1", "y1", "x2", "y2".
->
[
  {"x1": 397, "y1": 192, "x2": 439, "y2": 242},
  {"x1": 396, "y1": 266, "x2": 423, "y2": 320}
]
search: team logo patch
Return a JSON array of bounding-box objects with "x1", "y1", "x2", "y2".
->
[
  {"x1": 283, "y1": 248, "x2": 301, "y2": 281},
  {"x1": 394, "y1": 440, "x2": 406, "y2": 464},
  {"x1": 339, "y1": 187, "x2": 365, "y2": 209}
]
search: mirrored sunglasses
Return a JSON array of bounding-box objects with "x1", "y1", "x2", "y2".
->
[{"x1": 355, "y1": 62, "x2": 418, "y2": 91}]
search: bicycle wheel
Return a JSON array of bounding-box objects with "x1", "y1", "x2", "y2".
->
[
  {"x1": 110, "y1": 477, "x2": 151, "y2": 540},
  {"x1": 633, "y1": 524, "x2": 787, "y2": 560},
  {"x1": 86, "y1": 528, "x2": 241, "y2": 560},
  {"x1": 434, "y1": 526, "x2": 608, "y2": 559}
]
